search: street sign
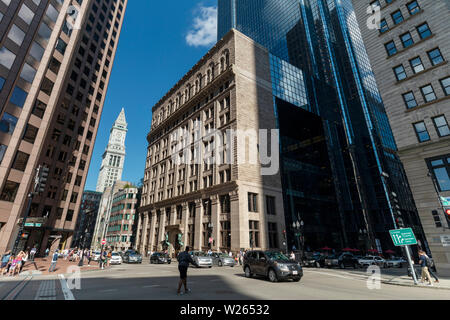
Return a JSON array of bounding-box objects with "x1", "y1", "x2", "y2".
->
[
  {"x1": 101, "y1": 239, "x2": 106, "y2": 245},
  {"x1": 440, "y1": 196, "x2": 450, "y2": 206},
  {"x1": 389, "y1": 228, "x2": 417, "y2": 246}
]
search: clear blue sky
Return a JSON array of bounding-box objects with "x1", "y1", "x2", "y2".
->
[{"x1": 84, "y1": 0, "x2": 218, "y2": 190}]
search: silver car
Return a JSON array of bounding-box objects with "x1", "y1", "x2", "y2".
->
[
  {"x1": 211, "y1": 252, "x2": 236, "y2": 267},
  {"x1": 189, "y1": 251, "x2": 213, "y2": 268}
]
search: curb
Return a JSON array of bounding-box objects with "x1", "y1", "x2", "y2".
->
[{"x1": 381, "y1": 279, "x2": 450, "y2": 291}]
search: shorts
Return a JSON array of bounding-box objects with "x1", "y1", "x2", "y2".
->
[
  {"x1": 1, "y1": 262, "x2": 7, "y2": 268},
  {"x1": 178, "y1": 265, "x2": 188, "y2": 279}
]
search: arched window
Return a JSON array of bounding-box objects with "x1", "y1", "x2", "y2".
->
[
  {"x1": 222, "y1": 49, "x2": 230, "y2": 69},
  {"x1": 207, "y1": 69, "x2": 211, "y2": 83},
  {"x1": 195, "y1": 80, "x2": 199, "y2": 94},
  {"x1": 197, "y1": 73, "x2": 203, "y2": 91},
  {"x1": 185, "y1": 88, "x2": 189, "y2": 102},
  {"x1": 210, "y1": 62, "x2": 215, "y2": 79},
  {"x1": 187, "y1": 84, "x2": 192, "y2": 99},
  {"x1": 220, "y1": 57, "x2": 225, "y2": 73},
  {"x1": 168, "y1": 100, "x2": 173, "y2": 113},
  {"x1": 177, "y1": 93, "x2": 182, "y2": 107}
]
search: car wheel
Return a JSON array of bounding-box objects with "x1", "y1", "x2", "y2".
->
[
  {"x1": 218, "y1": 260, "x2": 223, "y2": 267},
  {"x1": 268, "y1": 269, "x2": 278, "y2": 283},
  {"x1": 398, "y1": 263, "x2": 403, "y2": 268},
  {"x1": 244, "y1": 266, "x2": 252, "y2": 278},
  {"x1": 383, "y1": 263, "x2": 387, "y2": 269},
  {"x1": 353, "y1": 263, "x2": 358, "y2": 269},
  {"x1": 209, "y1": 266, "x2": 212, "y2": 268},
  {"x1": 315, "y1": 262, "x2": 321, "y2": 268},
  {"x1": 339, "y1": 262, "x2": 345, "y2": 269},
  {"x1": 168, "y1": 261, "x2": 171, "y2": 264},
  {"x1": 293, "y1": 277, "x2": 301, "y2": 282}
]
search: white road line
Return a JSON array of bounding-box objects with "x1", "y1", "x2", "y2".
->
[
  {"x1": 142, "y1": 285, "x2": 160, "y2": 288},
  {"x1": 306, "y1": 270, "x2": 363, "y2": 281},
  {"x1": 58, "y1": 275, "x2": 75, "y2": 300},
  {"x1": 99, "y1": 289, "x2": 118, "y2": 293}
]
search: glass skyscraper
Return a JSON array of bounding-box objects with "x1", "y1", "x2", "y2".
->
[{"x1": 218, "y1": 0, "x2": 427, "y2": 254}]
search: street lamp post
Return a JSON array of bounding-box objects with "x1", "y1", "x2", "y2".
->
[
  {"x1": 292, "y1": 219, "x2": 305, "y2": 259},
  {"x1": 208, "y1": 222, "x2": 213, "y2": 250}
]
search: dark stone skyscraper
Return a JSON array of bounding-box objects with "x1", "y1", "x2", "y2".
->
[{"x1": 218, "y1": 0, "x2": 427, "y2": 254}]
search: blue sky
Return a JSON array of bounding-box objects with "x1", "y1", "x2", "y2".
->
[{"x1": 84, "y1": 0, "x2": 218, "y2": 190}]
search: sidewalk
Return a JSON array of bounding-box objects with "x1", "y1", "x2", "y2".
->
[
  {"x1": 0, "y1": 257, "x2": 102, "y2": 279},
  {"x1": 381, "y1": 274, "x2": 450, "y2": 290}
]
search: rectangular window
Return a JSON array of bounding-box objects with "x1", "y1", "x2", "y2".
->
[
  {"x1": 427, "y1": 48, "x2": 444, "y2": 66},
  {"x1": 428, "y1": 158, "x2": 450, "y2": 191},
  {"x1": 417, "y1": 23, "x2": 432, "y2": 39},
  {"x1": 402, "y1": 91, "x2": 417, "y2": 109},
  {"x1": 0, "y1": 181, "x2": 20, "y2": 202},
  {"x1": 391, "y1": 10, "x2": 404, "y2": 25},
  {"x1": 379, "y1": 19, "x2": 389, "y2": 33},
  {"x1": 400, "y1": 32, "x2": 414, "y2": 48},
  {"x1": 266, "y1": 196, "x2": 276, "y2": 215},
  {"x1": 440, "y1": 77, "x2": 450, "y2": 96},
  {"x1": 0, "y1": 144, "x2": 7, "y2": 164},
  {"x1": 432, "y1": 115, "x2": 450, "y2": 137},
  {"x1": 268, "y1": 222, "x2": 278, "y2": 249},
  {"x1": 420, "y1": 84, "x2": 437, "y2": 102},
  {"x1": 385, "y1": 41, "x2": 397, "y2": 56},
  {"x1": 407, "y1": 1, "x2": 420, "y2": 15},
  {"x1": 10, "y1": 86, "x2": 28, "y2": 107},
  {"x1": 249, "y1": 220, "x2": 260, "y2": 248},
  {"x1": 393, "y1": 65, "x2": 407, "y2": 81},
  {"x1": 248, "y1": 193, "x2": 258, "y2": 212},
  {"x1": 409, "y1": 56, "x2": 424, "y2": 74},
  {"x1": 12, "y1": 151, "x2": 29, "y2": 171},
  {"x1": 0, "y1": 47, "x2": 16, "y2": 69},
  {"x1": 0, "y1": 112, "x2": 18, "y2": 135},
  {"x1": 220, "y1": 194, "x2": 230, "y2": 214},
  {"x1": 23, "y1": 124, "x2": 38, "y2": 144},
  {"x1": 413, "y1": 121, "x2": 430, "y2": 142}
]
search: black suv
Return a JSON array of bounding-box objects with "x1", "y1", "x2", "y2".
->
[
  {"x1": 324, "y1": 253, "x2": 359, "y2": 269},
  {"x1": 243, "y1": 250, "x2": 303, "y2": 282},
  {"x1": 150, "y1": 252, "x2": 171, "y2": 264}
]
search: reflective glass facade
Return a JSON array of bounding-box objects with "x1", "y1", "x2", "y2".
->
[{"x1": 218, "y1": 0, "x2": 427, "y2": 254}]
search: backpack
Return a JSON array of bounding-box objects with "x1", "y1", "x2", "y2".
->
[{"x1": 425, "y1": 257, "x2": 433, "y2": 268}]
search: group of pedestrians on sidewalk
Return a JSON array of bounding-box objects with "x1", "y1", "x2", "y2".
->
[{"x1": 1, "y1": 250, "x2": 29, "y2": 277}]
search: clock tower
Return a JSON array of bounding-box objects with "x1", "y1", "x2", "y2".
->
[{"x1": 96, "y1": 108, "x2": 128, "y2": 192}]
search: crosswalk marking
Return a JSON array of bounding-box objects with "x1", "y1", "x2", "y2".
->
[
  {"x1": 35, "y1": 280, "x2": 56, "y2": 300},
  {"x1": 59, "y1": 275, "x2": 75, "y2": 300}
]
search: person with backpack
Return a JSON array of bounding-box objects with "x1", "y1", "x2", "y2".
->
[
  {"x1": 424, "y1": 252, "x2": 439, "y2": 283},
  {"x1": 176, "y1": 246, "x2": 199, "y2": 296},
  {"x1": 418, "y1": 251, "x2": 433, "y2": 286},
  {"x1": 48, "y1": 250, "x2": 59, "y2": 273},
  {"x1": 30, "y1": 247, "x2": 37, "y2": 261},
  {"x1": 1, "y1": 251, "x2": 12, "y2": 276}
]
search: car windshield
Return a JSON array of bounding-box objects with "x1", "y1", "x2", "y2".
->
[
  {"x1": 218, "y1": 253, "x2": 228, "y2": 258},
  {"x1": 327, "y1": 255, "x2": 337, "y2": 259},
  {"x1": 94, "y1": 252, "x2": 100, "y2": 255},
  {"x1": 112, "y1": 253, "x2": 119, "y2": 256},
  {"x1": 264, "y1": 251, "x2": 290, "y2": 261},
  {"x1": 195, "y1": 252, "x2": 208, "y2": 257}
]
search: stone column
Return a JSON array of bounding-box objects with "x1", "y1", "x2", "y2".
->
[
  {"x1": 180, "y1": 202, "x2": 189, "y2": 249},
  {"x1": 135, "y1": 213, "x2": 143, "y2": 254},
  {"x1": 141, "y1": 212, "x2": 149, "y2": 255},
  {"x1": 158, "y1": 210, "x2": 166, "y2": 251},
  {"x1": 170, "y1": 205, "x2": 177, "y2": 226},
  {"x1": 148, "y1": 210, "x2": 156, "y2": 251},
  {"x1": 194, "y1": 199, "x2": 203, "y2": 251},
  {"x1": 211, "y1": 195, "x2": 220, "y2": 251},
  {"x1": 230, "y1": 189, "x2": 242, "y2": 253}
]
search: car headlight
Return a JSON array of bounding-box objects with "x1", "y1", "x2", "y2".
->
[{"x1": 278, "y1": 264, "x2": 290, "y2": 272}]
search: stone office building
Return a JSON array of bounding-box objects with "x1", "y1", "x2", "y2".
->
[
  {"x1": 136, "y1": 30, "x2": 286, "y2": 256},
  {"x1": 352, "y1": 0, "x2": 450, "y2": 274},
  {"x1": 0, "y1": 0, "x2": 128, "y2": 254}
]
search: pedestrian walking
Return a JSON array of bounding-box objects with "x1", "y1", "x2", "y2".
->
[
  {"x1": 1, "y1": 251, "x2": 11, "y2": 276},
  {"x1": 19, "y1": 251, "x2": 28, "y2": 273},
  {"x1": 290, "y1": 251, "x2": 296, "y2": 261},
  {"x1": 87, "y1": 250, "x2": 92, "y2": 266},
  {"x1": 107, "y1": 250, "x2": 112, "y2": 267},
  {"x1": 418, "y1": 251, "x2": 433, "y2": 286},
  {"x1": 30, "y1": 247, "x2": 37, "y2": 261},
  {"x1": 228, "y1": 251, "x2": 232, "y2": 258},
  {"x1": 48, "y1": 250, "x2": 59, "y2": 273},
  {"x1": 176, "y1": 246, "x2": 199, "y2": 296},
  {"x1": 423, "y1": 252, "x2": 439, "y2": 283}
]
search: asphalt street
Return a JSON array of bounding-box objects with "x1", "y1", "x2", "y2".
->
[{"x1": 1, "y1": 263, "x2": 449, "y2": 300}]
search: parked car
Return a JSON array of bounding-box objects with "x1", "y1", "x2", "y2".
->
[
  {"x1": 303, "y1": 253, "x2": 326, "y2": 268},
  {"x1": 92, "y1": 251, "x2": 101, "y2": 261},
  {"x1": 211, "y1": 252, "x2": 236, "y2": 267},
  {"x1": 324, "y1": 253, "x2": 360, "y2": 269},
  {"x1": 358, "y1": 256, "x2": 387, "y2": 268},
  {"x1": 243, "y1": 250, "x2": 303, "y2": 283},
  {"x1": 386, "y1": 256, "x2": 407, "y2": 268},
  {"x1": 189, "y1": 251, "x2": 213, "y2": 268},
  {"x1": 150, "y1": 252, "x2": 172, "y2": 264},
  {"x1": 110, "y1": 252, "x2": 122, "y2": 265},
  {"x1": 122, "y1": 250, "x2": 142, "y2": 264}
]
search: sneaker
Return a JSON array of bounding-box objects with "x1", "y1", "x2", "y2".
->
[
  {"x1": 435, "y1": 280, "x2": 439, "y2": 283},
  {"x1": 177, "y1": 292, "x2": 184, "y2": 296},
  {"x1": 185, "y1": 289, "x2": 191, "y2": 294},
  {"x1": 427, "y1": 283, "x2": 433, "y2": 286}
]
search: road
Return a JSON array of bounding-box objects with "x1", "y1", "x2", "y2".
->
[{"x1": 1, "y1": 263, "x2": 449, "y2": 300}]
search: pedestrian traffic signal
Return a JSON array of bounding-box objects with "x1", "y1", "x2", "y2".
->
[
  {"x1": 445, "y1": 208, "x2": 450, "y2": 227},
  {"x1": 432, "y1": 210, "x2": 442, "y2": 228}
]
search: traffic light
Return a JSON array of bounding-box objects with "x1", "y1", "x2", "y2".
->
[
  {"x1": 282, "y1": 229, "x2": 286, "y2": 240},
  {"x1": 37, "y1": 166, "x2": 49, "y2": 194},
  {"x1": 445, "y1": 208, "x2": 450, "y2": 228},
  {"x1": 432, "y1": 210, "x2": 443, "y2": 228}
]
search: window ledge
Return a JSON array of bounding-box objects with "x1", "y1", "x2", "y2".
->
[
  {"x1": 379, "y1": 9, "x2": 424, "y2": 36},
  {"x1": 387, "y1": 33, "x2": 435, "y2": 59},
  {"x1": 405, "y1": 95, "x2": 450, "y2": 113},
  {"x1": 396, "y1": 61, "x2": 448, "y2": 85}
]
